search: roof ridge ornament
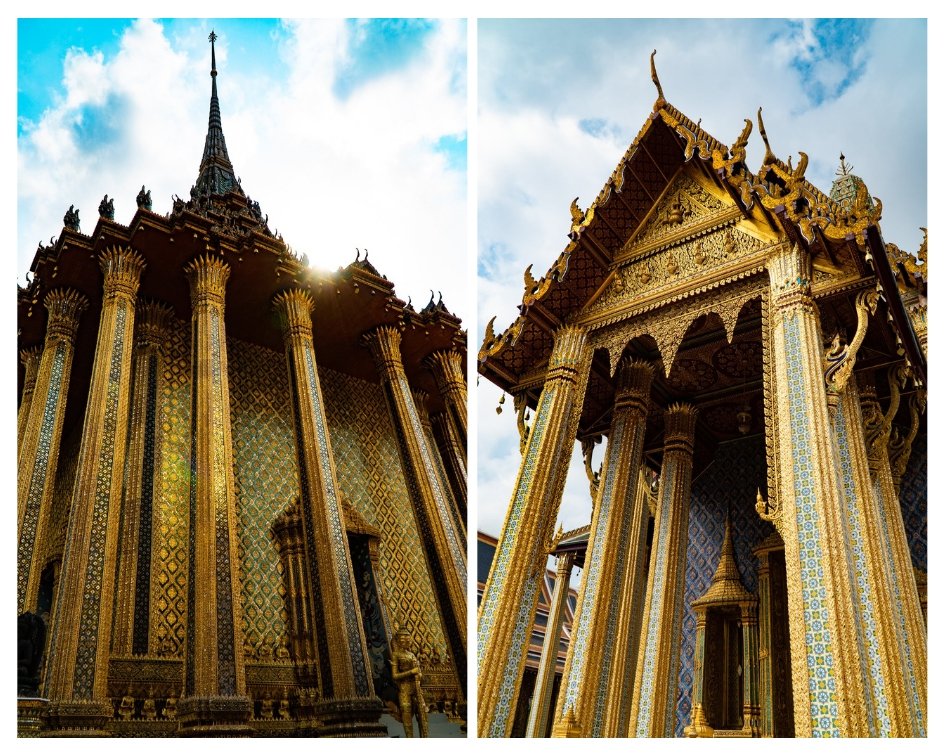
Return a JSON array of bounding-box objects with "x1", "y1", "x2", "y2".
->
[
  {"x1": 837, "y1": 153, "x2": 853, "y2": 177},
  {"x1": 757, "y1": 107, "x2": 777, "y2": 166},
  {"x1": 650, "y1": 50, "x2": 666, "y2": 110}
]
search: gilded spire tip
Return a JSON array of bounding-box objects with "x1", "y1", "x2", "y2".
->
[{"x1": 209, "y1": 29, "x2": 218, "y2": 77}]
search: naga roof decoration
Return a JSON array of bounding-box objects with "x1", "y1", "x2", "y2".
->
[{"x1": 479, "y1": 51, "x2": 924, "y2": 392}]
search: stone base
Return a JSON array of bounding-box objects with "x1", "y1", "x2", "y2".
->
[
  {"x1": 177, "y1": 695, "x2": 253, "y2": 736},
  {"x1": 312, "y1": 696, "x2": 387, "y2": 737},
  {"x1": 43, "y1": 699, "x2": 113, "y2": 736},
  {"x1": 17, "y1": 698, "x2": 47, "y2": 737}
]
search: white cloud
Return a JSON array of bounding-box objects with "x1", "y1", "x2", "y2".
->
[{"x1": 17, "y1": 18, "x2": 468, "y2": 323}]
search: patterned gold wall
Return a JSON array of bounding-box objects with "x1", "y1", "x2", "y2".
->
[
  {"x1": 227, "y1": 336, "x2": 297, "y2": 659},
  {"x1": 319, "y1": 366, "x2": 449, "y2": 659},
  {"x1": 152, "y1": 320, "x2": 191, "y2": 657}
]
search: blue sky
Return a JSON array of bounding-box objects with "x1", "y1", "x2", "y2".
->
[
  {"x1": 476, "y1": 18, "x2": 929, "y2": 539},
  {"x1": 16, "y1": 18, "x2": 468, "y2": 321}
]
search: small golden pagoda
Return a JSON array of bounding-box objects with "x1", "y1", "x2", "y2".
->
[
  {"x1": 17, "y1": 32, "x2": 467, "y2": 737},
  {"x1": 477, "y1": 53, "x2": 926, "y2": 738}
]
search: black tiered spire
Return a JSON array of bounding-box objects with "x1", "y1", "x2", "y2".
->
[{"x1": 194, "y1": 30, "x2": 241, "y2": 197}]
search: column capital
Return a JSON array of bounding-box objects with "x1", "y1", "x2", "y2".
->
[
  {"x1": 362, "y1": 324, "x2": 404, "y2": 377},
  {"x1": 100, "y1": 245, "x2": 145, "y2": 301},
  {"x1": 549, "y1": 324, "x2": 589, "y2": 371},
  {"x1": 135, "y1": 301, "x2": 174, "y2": 349},
  {"x1": 554, "y1": 551, "x2": 575, "y2": 579},
  {"x1": 184, "y1": 254, "x2": 230, "y2": 309},
  {"x1": 425, "y1": 348, "x2": 464, "y2": 383},
  {"x1": 44, "y1": 288, "x2": 89, "y2": 344},
  {"x1": 614, "y1": 358, "x2": 654, "y2": 416},
  {"x1": 272, "y1": 287, "x2": 315, "y2": 341},
  {"x1": 663, "y1": 402, "x2": 697, "y2": 453},
  {"x1": 768, "y1": 242, "x2": 814, "y2": 311},
  {"x1": 19, "y1": 347, "x2": 42, "y2": 389}
]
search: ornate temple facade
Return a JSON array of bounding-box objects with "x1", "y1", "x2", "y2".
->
[
  {"x1": 477, "y1": 56, "x2": 927, "y2": 738},
  {"x1": 17, "y1": 34, "x2": 467, "y2": 737}
]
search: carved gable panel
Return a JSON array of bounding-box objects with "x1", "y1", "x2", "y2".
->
[
  {"x1": 584, "y1": 223, "x2": 767, "y2": 321},
  {"x1": 630, "y1": 172, "x2": 727, "y2": 249}
]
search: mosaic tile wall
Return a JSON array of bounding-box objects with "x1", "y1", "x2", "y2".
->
[
  {"x1": 152, "y1": 320, "x2": 191, "y2": 656},
  {"x1": 319, "y1": 365, "x2": 448, "y2": 659},
  {"x1": 674, "y1": 436, "x2": 773, "y2": 736},
  {"x1": 227, "y1": 336, "x2": 298, "y2": 658},
  {"x1": 899, "y1": 423, "x2": 927, "y2": 572}
]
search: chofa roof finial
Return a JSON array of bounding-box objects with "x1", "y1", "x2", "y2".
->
[
  {"x1": 757, "y1": 106, "x2": 776, "y2": 166},
  {"x1": 650, "y1": 50, "x2": 666, "y2": 109}
]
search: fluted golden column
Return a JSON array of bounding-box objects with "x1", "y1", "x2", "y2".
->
[
  {"x1": 365, "y1": 325, "x2": 468, "y2": 692},
  {"x1": 552, "y1": 359, "x2": 653, "y2": 738},
  {"x1": 477, "y1": 324, "x2": 591, "y2": 737},
  {"x1": 44, "y1": 248, "x2": 144, "y2": 734},
  {"x1": 178, "y1": 255, "x2": 251, "y2": 735},
  {"x1": 753, "y1": 536, "x2": 775, "y2": 737},
  {"x1": 275, "y1": 288, "x2": 385, "y2": 736},
  {"x1": 860, "y1": 378, "x2": 927, "y2": 735},
  {"x1": 426, "y1": 348, "x2": 467, "y2": 453},
  {"x1": 762, "y1": 242, "x2": 868, "y2": 736},
  {"x1": 525, "y1": 552, "x2": 574, "y2": 738},
  {"x1": 112, "y1": 301, "x2": 173, "y2": 657},
  {"x1": 414, "y1": 389, "x2": 466, "y2": 539},
  {"x1": 629, "y1": 402, "x2": 696, "y2": 737},
  {"x1": 17, "y1": 289, "x2": 87, "y2": 615},
  {"x1": 432, "y1": 409, "x2": 467, "y2": 524},
  {"x1": 17, "y1": 347, "x2": 42, "y2": 453}
]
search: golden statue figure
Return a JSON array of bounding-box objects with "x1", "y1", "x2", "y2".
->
[{"x1": 391, "y1": 628, "x2": 428, "y2": 738}]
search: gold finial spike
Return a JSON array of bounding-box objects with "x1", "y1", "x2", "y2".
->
[
  {"x1": 757, "y1": 107, "x2": 776, "y2": 166},
  {"x1": 650, "y1": 49, "x2": 666, "y2": 109}
]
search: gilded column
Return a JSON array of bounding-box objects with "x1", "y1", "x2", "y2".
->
[
  {"x1": 832, "y1": 379, "x2": 922, "y2": 735},
  {"x1": 426, "y1": 348, "x2": 467, "y2": 452},
  {"x1": 477, "y1": 324, "x2": 591, "y2": 738},
  {"x1": 111, "y1": 302, "x2": 173, "y2": 657},
  {"x1": 432, "y1": 409, "x2": 467, "y2": 524},
  {"x1": 741, "y1": 600, "x2": 762, "y2": 736},
  {"x1": 762, "y1": 241, "x2": 868, "y2": 736},
  {"x1": 17, "y1": 347, "x2": 42, "y2": 453},
  {"x1": 275, "y1": 288, "x2": 385, "y2": 736},
  {"x1": 365, "y1": 325, "x2": 468, "y2": 694},
  {"x1": 414, "y1": 388, "x2": 466, "y2": 539},
  {"x1": 629, "y1": 402, "x2": 696, "y2": 737},
  {"x1": 860, "y1": 377, "x2": 927, "y2": 735},
  {"x1": 525, "y1": 551, "x2": 575, "y2": 738},
  {"x1": 552, "y1": 359, "x2": 653, "y2": 737},
  {"x1": 177, "y1": 255, "x2": 251, "y2": 735},
  {"x1": 44, "y1": 248, "x2": 143, "y2": 734},
  {"x1": 17, "y1": 289, "x2": 87, "y2": 615}
]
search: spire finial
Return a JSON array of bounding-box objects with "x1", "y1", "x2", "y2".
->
[
  {"x1": 650, "y1": 49, "x2": 666, "y2": 109},
  {"x1": 837, "y1": 153, "x2": 853, "y2": 177},
  {"x1": 209, "y1": 30, "x2": 218, "y2": 77}
]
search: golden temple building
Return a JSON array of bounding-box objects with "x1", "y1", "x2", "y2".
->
[
  {"x1": 17, "y1": 32, "x2": 467, "y2": 737},
  {"x1": 477, "y1": 54, "x2": 927, "y2": 738}
]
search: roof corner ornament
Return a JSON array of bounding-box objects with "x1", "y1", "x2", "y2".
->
[
  {"x1": 98, "y1": 194, "x2": 115, "y2": 220},
  {"x1": 63, "y1": 205, "x2": 80, "y2": 232},
  {"x1": 136, "y1": 185, "x2": 152, "y2": 211},
  {"x1": 650, "y1": 49, "x2": 666, "y2": 110}
]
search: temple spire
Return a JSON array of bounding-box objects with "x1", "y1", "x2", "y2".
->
[{"x1": 195, "y1": 29, "x2": 240, "y2": 197}]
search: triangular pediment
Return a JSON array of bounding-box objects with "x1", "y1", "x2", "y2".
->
[{"x1": 628, "y1": 171, "x2": 729, "y2": 251}]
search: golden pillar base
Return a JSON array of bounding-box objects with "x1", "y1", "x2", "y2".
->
[
  {"x1": 177, "y1": 695, "x2": 253, "y2": 736},
  {"x1": 311, "y1": 696, "x2": 387, "y2": 737},
  {"x1": 683, "y1": 703, "x2": 714, "y2": 738},
  {"x1": 17, "y1": 698, "x2": 46, "y2": 737},
  {"x1": 42, "y1": 700, "x2": 113, "y2": 736}
]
